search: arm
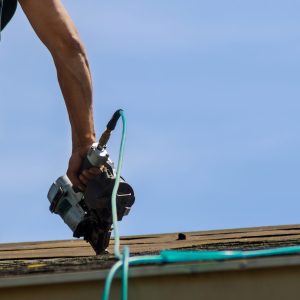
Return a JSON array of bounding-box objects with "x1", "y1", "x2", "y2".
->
[{"x1": 18, "y1": 0, "x2": 98, "y2": 190}]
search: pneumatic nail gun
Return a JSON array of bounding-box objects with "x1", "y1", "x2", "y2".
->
[{"x1": 47, "y1": 110, "x2": 135, "y2": 254}]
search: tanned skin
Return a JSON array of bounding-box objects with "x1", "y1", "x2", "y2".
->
[{"x1": 18, "y1": 0, "x2": 100, "y2": 190}]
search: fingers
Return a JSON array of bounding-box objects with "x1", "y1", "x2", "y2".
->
[
  {"x1": 67, "y1": 169, "x2": 85, "y2": 191},
  {"x1": 67, "y1": 150, "x2": 102, "y2": 191},
  {"x1": 67, "y1": 151, "x2": 86, "y2": 191},
  {"x1": 79, "y1": 168, "x2": 102, "y2": 185}
]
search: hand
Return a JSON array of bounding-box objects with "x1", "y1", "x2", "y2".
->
[{"x1": 67, "y1": 145, "x2": 102, "y2": 191}]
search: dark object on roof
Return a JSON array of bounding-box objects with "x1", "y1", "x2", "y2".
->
[{"x1": 177, "y1": 233, "x2": 186, "y2": 240}]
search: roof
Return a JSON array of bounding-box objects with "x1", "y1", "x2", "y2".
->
[{"x1": 1, "y1": 224, "x2": 300, "y2": 278}]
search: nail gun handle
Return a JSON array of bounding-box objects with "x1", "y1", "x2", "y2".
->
[
  {"x1": 73, "y1": 145, "x2": 108, "y2": 192},
  {"x1": 72, "y1": 110, "x2": 121, "y2": 192},
  {"x1": 79, "y1": 156, "x2": 94, "y2": 174},
  {"x1": 73, "y1": 158, "x2": 92, "y2": 193}
]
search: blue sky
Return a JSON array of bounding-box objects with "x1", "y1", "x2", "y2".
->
[{"x1": 0, "y1": 0, "x2": 300, "y2": 243}]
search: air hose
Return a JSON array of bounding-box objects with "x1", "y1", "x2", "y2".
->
[{"x1": 102, "y1": 110, "x2": 300, "y2": 300}]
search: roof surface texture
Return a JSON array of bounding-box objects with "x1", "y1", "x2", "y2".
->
[{"x1": 1, "y1": 224, "x2": 300, "y2": 278}]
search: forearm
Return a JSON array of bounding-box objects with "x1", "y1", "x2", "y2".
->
[
  {"x1": 19, "y1": 0, "x2": 95, "y2": 151},
  {"x1": 52, "y1": 42, "x2": 95, "y2": 150}
]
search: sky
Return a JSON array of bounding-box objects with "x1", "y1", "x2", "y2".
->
[{"x1": 0, "y1": 0, "x2": 300, "y2": 243}]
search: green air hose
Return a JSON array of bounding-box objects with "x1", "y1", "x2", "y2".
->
[
  {"x1": 110, "y1": 110, "x2": 127, "y2": 259},
  {"x1": 102, "y1": 110, "x2": 300, "y2": 300}
]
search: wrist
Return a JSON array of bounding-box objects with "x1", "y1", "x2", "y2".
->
[{"x1": 72, "y1": 137, "x2": 96, "y2": 155}]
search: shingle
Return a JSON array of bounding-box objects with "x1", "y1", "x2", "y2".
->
[{"x1": 1, "y1": 224, "x2": 300, "y2": 278}]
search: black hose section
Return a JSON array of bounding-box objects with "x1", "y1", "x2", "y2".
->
[{"x1": 106, "y1": 109, "x2": 123, "y2": 131}]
